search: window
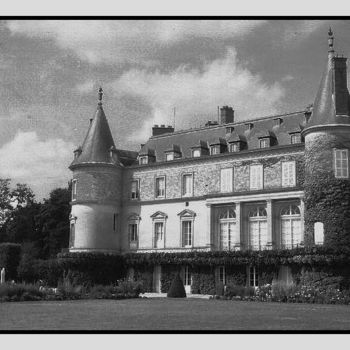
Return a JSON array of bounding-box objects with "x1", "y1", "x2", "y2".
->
[
  {"x1": 72, "y1": 179, "x2": 77, "y2": 201},
  {"x1": 250, "y1": 164, "x2": 263, "y2": 190},
  {"x1": 220, "y1": 168, "x2": 233, "y2": 193},
  {"x1": 165, "y1": 153, "x2": 174, "y2": 161},
  {"x1": 210, "y1": 146, "x2": 220, "y2": 155},
  {"x1": 154, "y1": 222, "x2": 164, "y2": 248},
  {"x1": 131, "y1": 180, "x2": 139, "y2": 200},
  {"x1": 69, "y1": 223, "x2": 75, "y2": 248},
  {"x1": 139, "y1": 156, "x2": 148, "y2": 165},
  {"x1": 229, "y1": 143, "x2": 239, "y2": 153},
  {"x1": 218, "y1": 266, "x2": 226, "y2": 285},
  {"x1": 182, "y1": 174, "x2": 193, "y2": 197},
  {"x1": 248, "y1": 206, "x2": 267, "y2": 250},
  {"x1": 218, "y1": 207, "x2": 238, "y2": 250},
  {"x1": 259, "y1": 139, "x2": 269, "y2": 149},
  {"x1": 314, "y1": 222, "x2": 324, "y2": 245},
  {"x1": 183, "y1": 266, "x2": 192, "y2": 293},
  {"x1": 182, "y1": 220, "x2": 192, "y2": 247},
  {"x1": 155, "y1": 177, "x2": 165, "y2": 198},
  {"x1": 128, "y1": 214, "x2": 140, "y2": 250},
  {"x1": 113, "y1": 213, "x2": 117, "y2": 232},
  {"x1": 291, "y1": 133, "x2": 301, "y2": 144},
  {"x1": 282, "y1": 161, "x2": 296, "y2": 187},
  {"x1": 334, "y1": 149, "x2": 349, "y2": 179},
  {"x1": 129, "y1": 223, "x2": 138, "y2": 243},
  {"x1": 249, "y1": 266, "x2": 259, "y2": 287},
  {"x1": 192, "y1": 149, "x2": 201, "y2": 158},
  {"x1": 281, "y1": 205, "x2": 302, "y2": 249}
]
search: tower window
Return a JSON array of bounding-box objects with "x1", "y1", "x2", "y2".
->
[
  {"x1": 72, "y1": 179, "x2": 77, "y2": 201},
  {"x1": 113, "y1": 213, "x2": 117, "y2": 232},
  {"x1": 334, "y1": 149, "x2": 349, "y2": 179}
]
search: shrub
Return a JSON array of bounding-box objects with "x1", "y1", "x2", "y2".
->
[
  {"x1": 215, "y1": 282, "x2": 225, "y2": 296},
  {"x1": 57, "y1": 252, "x2": 125, "y2": 285},
  {"x1": 271, "y1": 281, "x2": 298, "y2": 302},
  {"x1": 0, "y1": 243, "x2": 21, "y2": 280},
  {"x1": 167, "y1": 274, "x2": 186, "y2": 298},
  {"x1": 0, "y1": 283, "x2": 44, "y2": 302},
  {"x1": 116, "y1": 279, "x2": 144, "y2": 297}
]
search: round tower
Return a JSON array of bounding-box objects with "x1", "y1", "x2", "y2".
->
[
  {"x1": 302, "y1": 29, "x2": 350, "y2": 249},
  {"x1": 68, "y1": 88, "x2": 123, "y2": 253}
]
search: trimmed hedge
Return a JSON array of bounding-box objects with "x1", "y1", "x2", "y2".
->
[
  {"x1": 124, "y1": 246, "x2": 350, "y2": 268},
  {"x1": 167, "y1": 274, "x2": 186, "y2": 298},
  {"x1": 0, "y1": 243, "x2": 21, "y2": 280}
]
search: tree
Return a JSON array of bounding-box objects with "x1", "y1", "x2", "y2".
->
[
  {"x1": 0, "y1": 178, "x2": 11, "y2": 225},
  {"x1": 35, "y1": 186, "x2": 71, "y2": 258},
  {"x1": 11, "y1": 183, "x2": 35, "y2": 207}
]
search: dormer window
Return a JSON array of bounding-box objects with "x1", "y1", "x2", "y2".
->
[
  {"x1": 139, "y1": 156, "x2": 148, "y2": 165},
  {"x1": 191, "y1": 140, "x2": 209, "y2": 158},
  {"x1": 209, "y1": 138, "x2": 227, "y2": 155},
  {"x1": 291, "y1": 133, "x2": 301, "y2": 144},
  {"x1": 192, "y1": 149, "x2": 201, "y2": 158},
  {"x1": 164, "y1": 144, "x2": 181, "y2": 161},
  {"x1": 259, "y1": 138, "x2": 270, "y2": 149},
  {"x1": 210, "y1": 145, "x2": 220, "y2": 155},
  {"x1": 229, "y1": 143, "x2": 240, "y2": 153},
  {"x1": 165, "y1": 153, "x2": 174, "y2": 161}
]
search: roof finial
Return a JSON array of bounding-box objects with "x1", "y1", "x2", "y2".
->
[
  {"x1": 98, "y1": 87, "x2": 103, "y2": 105},
  {"x1": 328, "y1": 27, "x2": 334, "y2": 54}
]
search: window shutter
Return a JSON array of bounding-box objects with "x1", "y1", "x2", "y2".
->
[
  {"x1": 220, "y1": 168, "x2": 233, "y2": 192},
  {"x1": 250, "y1": 165, "x2": 263, "y2": 190}
]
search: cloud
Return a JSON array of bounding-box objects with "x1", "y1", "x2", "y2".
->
[
  {"x1": 0, "y1": 131, "x2": 74, "y2": 200},
  {"x1": 7, "y1": 20, "x2": 266, "y2": 65},
  {"x1": 111, "y1": 48, "x2": 285, "y2": 142},
  {"x1": 75, "y1": 80, "x2": 96, "y2": 94},
  {"x1": 282, "y1": 20, "x2": 326, "y2": 43}
]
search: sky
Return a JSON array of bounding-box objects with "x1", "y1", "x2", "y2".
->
[{"x1": 0, "y1": 19, "x2": 350, "y2": 201}]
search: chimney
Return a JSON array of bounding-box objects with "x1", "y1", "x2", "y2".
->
[
  {"x1": 220, "y1": 106, "x2": 234, "y2": 124},
  {"x1": 333, "y1": 56, "x2": 349, "y2": 116},
  {"x1": 152, "y1": 124, "x2": 175, "y2": 136}
]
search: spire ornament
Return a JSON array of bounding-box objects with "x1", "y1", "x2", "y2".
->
[
  {"x1": 328, "y1": 27, "x2": 334, "y2": 54},
  {"x1": 98, "y1": 87, "x2": 103, "y2": 105}
]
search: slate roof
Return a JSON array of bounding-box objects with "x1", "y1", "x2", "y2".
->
[
  {"x1": 70, "y1": 103, "x2": 119, "y2": 168},
  {"x1": 304, "y1": 30, "x2": 350, "y2": 130},
  {"x1": 138, "y1": 110, "x2": 306, "y2": 163}
]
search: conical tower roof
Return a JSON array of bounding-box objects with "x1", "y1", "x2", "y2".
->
[
  {"x1": 304, "y1": 29, "x2": 350, "y2": 133},
  {"x1": 70, "y1": 88, "x2": 120, "y2": 168}
]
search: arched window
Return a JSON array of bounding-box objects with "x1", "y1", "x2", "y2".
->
[
  {"x1": 218, "y1": 207, "x2": 238, "y2": 250},
  {"x1": 280, "y1": 204, "x2": 302, "y2": 249},
  {"x1": 248, "y1": 206, "x2": 267, "y2": 250}
]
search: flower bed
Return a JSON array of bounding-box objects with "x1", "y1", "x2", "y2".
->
[{"x1": 210, "y1": 282, "x2": 350, "y2": 305}]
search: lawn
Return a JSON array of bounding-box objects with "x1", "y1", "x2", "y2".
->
[{"x1": 0, "y1": 298, "x2": 350, "y2": 331}]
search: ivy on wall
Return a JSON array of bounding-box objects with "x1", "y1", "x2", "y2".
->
[{"x1": 304, "y1": 133, "x2": 350, "y2": 250}]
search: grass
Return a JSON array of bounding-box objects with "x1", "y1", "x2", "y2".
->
[{"x1": 1, "y1": 298, "x2": 350, "y2": 330}]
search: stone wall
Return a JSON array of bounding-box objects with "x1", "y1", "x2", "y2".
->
[
  {"x1": 123, "y1": 150, "x2": 305, "y2": 202},
  {"x1": 73, "y1": 165, "x2": 122, "y2": 203}
]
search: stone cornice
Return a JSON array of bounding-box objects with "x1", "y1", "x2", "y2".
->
[{"x1": 302, "y1": 123, "x2": 350, "y2": 137}]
